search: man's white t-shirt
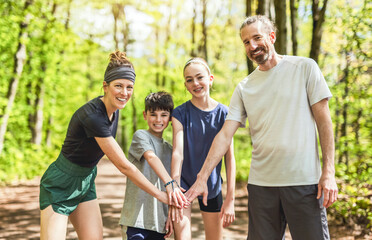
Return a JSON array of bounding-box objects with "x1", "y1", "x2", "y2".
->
[{"x1": 227, "y1": 55, "x2": 332, "y2": 186}]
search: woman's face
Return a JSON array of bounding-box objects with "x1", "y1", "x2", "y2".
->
[
  {"x1": 104, "y1": 79, "x2": 134, "y2": 111},
  {"x1": 184, "y1": 63, "x2": 213, "y2": 99}
]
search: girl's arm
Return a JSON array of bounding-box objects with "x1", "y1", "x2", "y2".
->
[
  {"x1": 95, "y1": 136, "x2": 168, "y2": 204},
  {"x1": 143, "y1": 150, "x2": 188, "y2": 208},
  {"x1": 171, "y1": 117, "x2": 184, "y2": 186},
  {"x1": 220, "y1": 139, "x2": 236, "y2": 227}
]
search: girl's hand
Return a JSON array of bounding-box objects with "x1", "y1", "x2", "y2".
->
[
  {"x1": 169, "y1": 205, "x2": 183, "y2": 223},
  {"x1": 219, "y1": 198, "x2": 235, "y2": 228},
  {"x1": 165, "y1": 209, "x2": 174, "y2": 238}
]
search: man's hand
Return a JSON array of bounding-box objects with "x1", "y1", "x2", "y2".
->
[
  {"x1": 185, "y1": 177, "x2": 208, "y2": 205},
  {"x1": 317, "y1": 173, "x2": 338, "y2": 208}
]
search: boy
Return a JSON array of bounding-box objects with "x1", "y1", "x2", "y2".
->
[{"x1": 119, "y1": 91, "x2": 176, "y2": 240}]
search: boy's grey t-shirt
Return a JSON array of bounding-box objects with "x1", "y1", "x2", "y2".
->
[{"x1": 119, "y1": 129, "x2": 172, "y2": 234}]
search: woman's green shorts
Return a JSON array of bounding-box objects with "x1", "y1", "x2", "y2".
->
[{"x1": 39, "y1": 153, "x2": 97, "y2": 215}]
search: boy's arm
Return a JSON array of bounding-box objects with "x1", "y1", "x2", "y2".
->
[
  {"x1": 220, "y1": 139, "x2": 236, "y2": 227},
  {"x1": 144, "y1": 150, "x2": 188, "y2": 208}
]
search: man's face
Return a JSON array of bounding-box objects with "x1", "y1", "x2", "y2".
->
[{"x1": 240, "y1": 21, "x2": 276, "y2": 65}]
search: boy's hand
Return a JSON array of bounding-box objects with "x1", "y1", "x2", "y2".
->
[
  {"x1": 165, "y1": 181, "x2": 190, "y2": 208},
  {"x1": 219, "y1": 198, "x2": 235, "y2": 228},
  {"x1": 158, "y1": 191, "x2": 169, "y2": 205}
]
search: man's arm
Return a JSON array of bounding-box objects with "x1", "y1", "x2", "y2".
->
[
  {"x1": 185, "y1": 120, "x2": 241, "y2": 204},
  {"x1": 311, "y1": 98, "x2": 338, "y2": 208},
  {"x1": 220, "y1": 139, "x2": 236, "y2": 227}
]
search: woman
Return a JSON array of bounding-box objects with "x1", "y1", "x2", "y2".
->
[{"x1": 39, "y1": 51, "x2": 180, "y2": 240}]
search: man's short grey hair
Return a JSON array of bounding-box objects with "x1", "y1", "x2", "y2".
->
[{"x1": 240, "y1": 15, "x2": 277, "y2": 34}]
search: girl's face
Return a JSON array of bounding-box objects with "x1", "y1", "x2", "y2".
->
[
  {"x1": 184, "y1": 63, "x2": 213, "y2": 99},
  {"x1": 103, "y1": 79, "x2": 134, "y2": 112}
]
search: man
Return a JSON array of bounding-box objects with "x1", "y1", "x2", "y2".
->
[{"x1": 185, "y1": 15, "x2": 338, "y2": 240}]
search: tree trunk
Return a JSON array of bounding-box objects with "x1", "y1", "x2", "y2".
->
[
  {"x1": 274, "y1": 0, "x2": 287, "y2": 55},
  {"x1": 200, "y1": 0, "x2": 208, "y2": 61},
  {"x1": 46, "y1": 0, "x2": 73, "y2": 147},
  {"x1": 190, "y1": 0, "x2": 197, "y2": 57},
  {"x1": 256, "y1": 0, "x2": 270, "y2": 15},
  {"x1": 155, "y1": 25, "x2": 160, "y2": 86},
  {"x1": 30, "y1": 2, "x2": 57, "y2": 145},
  {"x1": 112, "y1": 4, "x2": 121, "y2": 50},
  {"x1": 162, "y1": 1, "x2": 172, "y2": 87},
  {"x1": 245, "y1": 0, "x2": 255, "y2": 74},
  {"x1": 289, "y1": 0, "x2": 298, "y2": 55},
  {"x1": 310, "y1": 0, "x2": 328, "y2": 62},
  {"x1": 338, "y1": 53, "x2": 350, "y2": 166},
  {"x1": 121, "y1": 6, "x2": 129, "y2": 53},
  {"x1": 0, "y1": 0, "x2": 33, "y2": 155},
  {"x1": 131, "y1": 93, "x2": 137, "y2": 134}
]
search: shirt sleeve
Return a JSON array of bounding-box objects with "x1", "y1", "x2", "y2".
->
[
  {"x1": 226, "y1": 84, "x2": 248, "y2": 128},
  {"x1": 81, "y1": 113, "x2": 113, "y2": 138},
  {"x1": 128, "y1": 130, "x2": 155, "y2": 162},
  {"x1": 172, "y1": 104, "x2": 185, "y2": 125},
  {"x1": 305, "y1": 58, "x2": 332, "y2": 106}
]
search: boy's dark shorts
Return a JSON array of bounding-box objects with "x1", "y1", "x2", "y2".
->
[
  {"x1": 39, "y1": 153, "x2": 97, "y2": 216},
  {"x1": 125, "y1": 226, "x2": 165, "y2": 240}
]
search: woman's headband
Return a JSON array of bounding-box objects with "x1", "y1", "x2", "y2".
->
[{"x1": 104, "y1": 66, "x2": 136, "y2": 83}]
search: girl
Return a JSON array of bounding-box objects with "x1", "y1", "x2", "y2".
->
[
  {"x1": 39, "y1": 51, "x2": 185, "y2": 240},
  {"x1": 171, "y1": 58, "x2": 236, "y2": 239}
]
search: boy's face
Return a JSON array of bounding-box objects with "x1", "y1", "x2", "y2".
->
[{"x1": 143, "y1": 109, "x2": 171, "y2": 138}]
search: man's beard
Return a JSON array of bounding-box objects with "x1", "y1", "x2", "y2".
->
[{"x1": 250, "y1": 47, "x2": 270, "y2": 65}]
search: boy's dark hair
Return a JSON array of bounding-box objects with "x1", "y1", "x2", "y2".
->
[{"x1": 145, "y1": 91, "x2": 174, "y2": 115}]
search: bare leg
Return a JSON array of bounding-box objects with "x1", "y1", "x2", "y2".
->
[
  {"x1": 201, "y1": 211, "x2": 223, "y2": 240},
  {"x1": 173, "y1": 206, "x2": 192, "y2": 240},
  {"x1": 69, "y1": 199, "x2": 103, "y2": 240},
  {"x1": 40, "y1": 205, "x2": 68, "y2": 240}
]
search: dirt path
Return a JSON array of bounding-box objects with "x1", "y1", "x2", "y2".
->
[{"x1": 0, "y1": 158, "x2": 369, "y2": 239}]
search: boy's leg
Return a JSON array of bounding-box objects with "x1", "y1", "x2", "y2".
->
[
  {"x1": 199, "y1": 192, "x2": 224, "y2": 240},
  {"x1": 247, "y1": 184, "x2": 286, "y2": 240},
  {"x1": 173, "y1": 204, "x2": 192, "y2": 240},
  {"x1": 69, "y1": 199, "x2": 103, "y2": 240},
  {"x1": 40, "y1": 205, "x2": 68, "y2": 240},
  {"x1": 280, "y1": 185, "x2": 330, "y2": 240}
]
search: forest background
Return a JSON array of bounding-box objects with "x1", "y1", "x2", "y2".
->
[{"x1": 0, "y1": 0, "x2": 370, "y2": 236}]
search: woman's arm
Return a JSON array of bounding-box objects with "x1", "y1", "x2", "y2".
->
[
  {"x1": 220, "y1": 139, "x2": 236, "y2": 227},
  {"x1": 95, "y1": 136, "x2": 168, "y2": 204}
]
